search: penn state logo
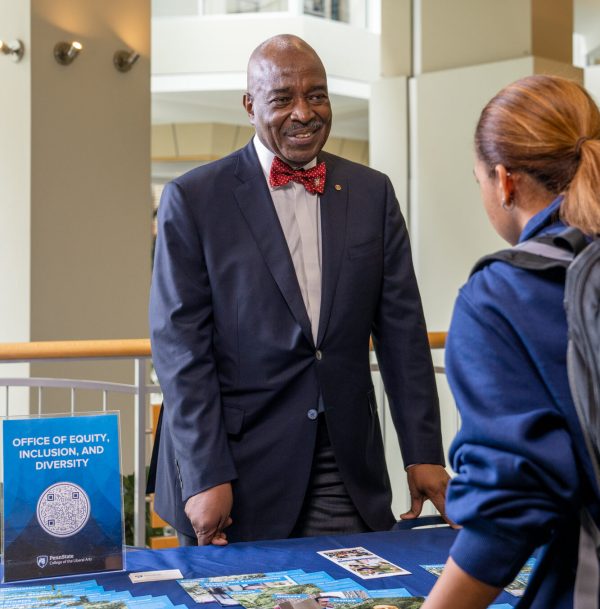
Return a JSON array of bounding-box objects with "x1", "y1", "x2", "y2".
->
[{"x1": 36, "y1": 555, "x2": 48, "y2": 568}]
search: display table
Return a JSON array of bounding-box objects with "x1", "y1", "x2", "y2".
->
[{"x1": 0, "y1": 525, "x2": 519, "y2": 607}]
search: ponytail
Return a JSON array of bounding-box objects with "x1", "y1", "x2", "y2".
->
[{"x1": 563, "y1": 139, "x2": 600, "y2": 235}]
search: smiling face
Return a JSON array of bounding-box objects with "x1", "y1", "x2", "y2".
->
[{"x1": 243, "y1": 38, "x2": 332, "y2": 167}]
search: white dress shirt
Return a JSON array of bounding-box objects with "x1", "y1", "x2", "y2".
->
[{"x1": 253, "y1": 136, "x2": 322, "y2": 345}]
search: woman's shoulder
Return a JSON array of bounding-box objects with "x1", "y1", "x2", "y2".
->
[
  {"x1": 462, "y1": 211, "x2": 566, "y2": 302},
  {"x1": 453, "y1": 255, "x2": 567, "y2": 362},
  {"x1": 460, "y1": 223, "x2": 567, "y2": 318},
  {"x1": 463, "y1": 256, "x2": 562, "y2": 309}
]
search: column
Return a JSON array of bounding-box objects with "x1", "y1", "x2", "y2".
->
[{"x1": 0, "y1": 0, "x2": 32, "y2": 407}]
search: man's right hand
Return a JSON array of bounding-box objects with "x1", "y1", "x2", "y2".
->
[{"x1": 184, "y1": 482, "x2": 233, "y2": 546}]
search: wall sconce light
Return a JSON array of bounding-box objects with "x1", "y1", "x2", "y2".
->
[
  {"x1": 54, "y1": 40, "x2": 82, "y2": 65},
  {"x1": 0, "y1": 39, "x2": 25, "y2": 62},
  {"x1": 113, "y1": 49, "x2": 140, "y2": 73}
]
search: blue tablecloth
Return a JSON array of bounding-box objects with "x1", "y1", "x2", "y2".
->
[{"x1": 1, "y1": 526, "x2": 520, "y2": 607}]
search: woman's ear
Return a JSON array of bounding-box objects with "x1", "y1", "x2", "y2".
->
[{"x1": 495, "y1": 164, "x2": 514, "y2": 209}]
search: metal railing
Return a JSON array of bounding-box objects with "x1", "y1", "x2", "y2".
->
[
  {"x1": 369, "y1": 332, "x2": 449, "y2": 516},
  {"x1": 0, "y1": 333, "x2": 446, "y2": 547},
  {"x1": 0, "y1": 339, "x2": 154, "y2": 548}
]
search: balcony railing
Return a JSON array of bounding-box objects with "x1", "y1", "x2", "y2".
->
[{"x1": 0, "y1": 332, "x2": 446, "y2": 547}]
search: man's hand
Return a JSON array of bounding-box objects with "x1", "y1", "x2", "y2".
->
[
  {"x1": 184, "y1": 482, "x2": 233, "y2": 546},
  {"x1": 399, "y1": 464, "x2": 453, "y2": 525}
]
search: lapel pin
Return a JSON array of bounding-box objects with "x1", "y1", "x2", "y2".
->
[{"x1": 335, "y1": 184, "x2": 342, "y2": 191}]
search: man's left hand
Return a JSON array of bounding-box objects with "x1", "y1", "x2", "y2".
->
[{"x1": 399, "y1": 464, "x2": 452, "y2": 525}]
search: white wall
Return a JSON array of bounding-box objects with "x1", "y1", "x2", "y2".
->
[
  {"x1": 0, "y1": 5, "x2": 31, "y2": 345},
  {"x1": 410, "y1": 57, "x2": 540, "y2": 332},
  {"x1": 369, "y1": 77, "x2": 408, "y2": 216}
]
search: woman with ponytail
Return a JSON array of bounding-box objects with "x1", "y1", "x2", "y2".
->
[{"x1": 422, "y1": 75, "x2": 600, "y2": 609}]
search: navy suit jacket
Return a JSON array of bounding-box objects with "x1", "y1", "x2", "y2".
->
[{"x1": 149, "y1": 141, "x2": 443, "y2": 542}]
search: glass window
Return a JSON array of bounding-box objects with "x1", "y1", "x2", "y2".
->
[
  {"x1": 304, "y1": 0, "x2": 367, "y2": 28},
  {"x1": 203, "y1": 0, "x2": 288, "y2": 14},
  {"x1": 152, "y1": 0, "x2": 368, "y2": 28}
]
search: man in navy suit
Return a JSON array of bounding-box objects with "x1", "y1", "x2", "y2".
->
[{"x1": 149, "y1": 34, "x2": 449, "y2": 546}]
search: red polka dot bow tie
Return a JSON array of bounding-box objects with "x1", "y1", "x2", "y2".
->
[{"x1": 269, "y1": 156, "x2": 326, "y2": 195}]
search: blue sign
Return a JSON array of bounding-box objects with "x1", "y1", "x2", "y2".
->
[{"x1": 2, "y1": 413, "x2": 124, "y2": 582}]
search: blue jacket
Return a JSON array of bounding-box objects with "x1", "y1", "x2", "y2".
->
[{"x1": 445, "y1": 197, "x2": 600, "y2": 608}]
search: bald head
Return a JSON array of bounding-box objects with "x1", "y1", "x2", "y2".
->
[
  {"x1": 247, "y1": 35, "x2": 325, "y2": 93},
  {"x1": 243, "y1": 35, "x2": 332, "y2": 167}
]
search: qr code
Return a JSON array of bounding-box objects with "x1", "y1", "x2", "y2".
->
[{"x1": 36, "y1": 482, "x2": 90, "y2": 537}]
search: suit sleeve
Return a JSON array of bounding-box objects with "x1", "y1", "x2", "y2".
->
[
  {"x1": 371, "y1": 176, "x2": 445, "y2": 467},
  {"x1": 149, "y1": 181, "x2": 237, "y2": 503}
]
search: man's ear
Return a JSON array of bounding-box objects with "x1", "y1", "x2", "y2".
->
[{"x1": 242, "y1": 93, "x2": 255, "y2": 124}]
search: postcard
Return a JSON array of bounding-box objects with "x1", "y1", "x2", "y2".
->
[
  {"x1": 319, "y1": 548, "x2": 374, "y2": 561},
  {"x1": 177, "y1": 579, "x2": 218, "y2": 604},
  {"x1": 318, "y1": 548, "x2": 410, "y2": 579}
]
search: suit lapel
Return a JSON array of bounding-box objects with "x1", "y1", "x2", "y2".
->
[
  {"x1": 233, "y1": 143, "x2": 314, "y2": 347},
  {"x1": 317, "y1": 154, "x2": 348, "y2": 346}
]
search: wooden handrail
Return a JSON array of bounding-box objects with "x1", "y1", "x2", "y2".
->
[
  {"x1": 427, "y1": 332, "x2": 447, "y2": 350},
  {"x1": 0, "y1": 333, "x2": 447, "y2": 362},
  {"x1": 369, "y1": 332, "x2": 447, "y2": 351},
  {"x1": 0, "y1": 339, "x2": 152, "y2": 361}
]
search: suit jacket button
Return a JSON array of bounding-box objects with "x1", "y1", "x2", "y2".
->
[
  {"x1": 315, "y1": 350, "x2": 322, "y2": 360},
  {"x1": 307, "y1": 409, "x2": 318, "y2": 420}
]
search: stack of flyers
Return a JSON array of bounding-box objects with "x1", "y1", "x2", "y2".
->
[
  {"x1": 179, "y1": 546, "x2": 525, "y2": 609},
  {"x1": 421, "y1": 556, "x2": 537, "y2": 598},
  {"x1": 178, "y1": 563, "x2": 424, "y2": 609},
  {"x1": 0, "y1": 579, "x2": 188, "y2": 609},
  {"x1": 180, "y1": 571, "x2": 306, "y2": 605},
  {"x1": 180, "y1": 570, "x2": 516, "y2": 609}
]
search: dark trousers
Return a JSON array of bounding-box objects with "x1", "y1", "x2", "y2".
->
[
  {"x1": 290, "y1": 414, "x2": 370, "y2": 538},
  {"x1": 177, "y1": 415, "x2": 369, "y2": 546}
]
